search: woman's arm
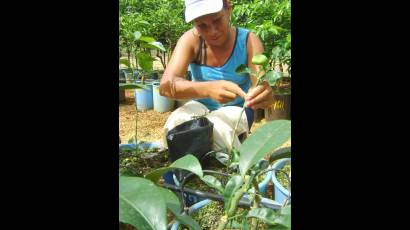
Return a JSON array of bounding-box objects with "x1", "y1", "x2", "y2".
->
[{"x1": 160, "y1": 30, "x2": 246, "y2": 103}]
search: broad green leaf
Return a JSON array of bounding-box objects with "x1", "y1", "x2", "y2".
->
[
  {"x1": 133, "y1": 31, "x2": 142, "y2": 40},
  {"x1": 275, "y1": 205, "x2": 291, "y2": 228},
  {"x1": 239, "y1": 120, "x2": 291, "y2": 176},
  {"x1": 149, "y1": 41, "x2": 166, "y2": 52},
  {"x1": 119, "y1": 83, "x2": 150, "y2": 90},
  {"x1": 269, "y1": 147, "x2": 291, "y2": 163},
  {"x1": 139, "y1": 36, "x2": 156, "y2": 43},
  {"x1": 228, "y1": 218, "x2": 249, "y2": 230},
  {"x1": 140, "y1": 41, "x2": 166, "y2": 52},
  {"x1": 119, "y1": 58, "x2": 131, "y2": 67},
  {"x1": 231, "y1": 148, "x2": 240, "y2": 163},
  {"x1": 140, "y1": 42, "x2": 156, "y2": 49},
  {"x1": 265, "y1": 70, "x2": 282, "y2": 86},
  {"x1": 137, "y1": 52, "x2": 155, "y2": 72},
  {"x1": 235, "y1": 64, "x2": 252, "y2": 75},
  {"x1": 157, "y1": 187, "x2": 200, "y2": 230},
  {"x1": 215, "y1": 152, "x2": 230, "y2": 165},
  {"x1": 247, "y1": 208, "x2": 277, "y2": 225},
  {"x1": 201, "y1": 175, "x2": 224, "y2": 194},
  {"x1": 145, "y1": 154, "x2": 203, "y2": 183},
  {"x1": 138, "y1": 20, "x2": 150, "y2": 25},
  {"x1": 119, "y1": 176, "x2": 167, "y2": 230},
  {"x1": 241, "y1": 215, "x2": 250, "y2": 230},
  {"x1": 223, "y1": 175, "x2": 244, "y2": 213},
  {"x1": 267, "y1": 226, "x2": 290, "y2": 230},
  {"x1": 252, "y1": 54, "x2": 269, "y2": 65},
  {"x1": 247, "y1": 206, "x2": 292, "y2": 228},
  {"x1": 157, "y1": 187, "x2": 181, "y2": 213},
  {"x1": 251, "y1": 159, "x2": 269, "y2": 172}
]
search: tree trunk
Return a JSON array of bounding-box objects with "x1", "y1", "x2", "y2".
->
[
  {"x1": 127, "y1": 45, "x2": 131, "y2": 64},
  {"x1": 156, "y1": 50, "x2": 166, "y2": 70}
]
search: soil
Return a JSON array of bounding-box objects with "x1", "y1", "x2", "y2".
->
[
  {"x1": 119, "y1": 97, "x2": 172, "y2": 143},
  {"x1": 119, "y1": 148, "x2": 170, "y2": 177},
  {"x1": 189, "y1": 201, "x2": 269, "y2": 230},
  {"x1": 276, "y1": 162, "x2": 291, "y2": 190}
]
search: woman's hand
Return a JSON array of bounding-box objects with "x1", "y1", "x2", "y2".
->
[
  {"x1": 207, "y1": 80, "x2": 246, "y2": 104},
  {"x1": 245, "y1": 81, "x2": 273, "y2": 110}
]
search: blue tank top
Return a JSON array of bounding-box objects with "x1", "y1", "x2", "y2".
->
[{"x1": 188, "y1": 27, "x2": 251, "y2": 111}]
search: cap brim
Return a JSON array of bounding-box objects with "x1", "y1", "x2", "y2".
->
[{"x1": 185, "y1": 0, "x2": 223, "y2": 23}]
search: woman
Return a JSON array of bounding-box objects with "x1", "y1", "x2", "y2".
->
[{"x1": 160, "y1": 0, "x2": 273, "y2": 146}]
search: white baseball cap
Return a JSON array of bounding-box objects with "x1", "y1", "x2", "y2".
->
[{"x1": 184, "y1": 0, "x2": 224, "y2": 23}]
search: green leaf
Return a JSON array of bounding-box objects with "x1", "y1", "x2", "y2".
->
[
  {"x1": 133, "y1": 31, "x2": 142, "y2": 40},
  {"x1": 239, "y1": 120, "x2": 291, "y2": 176},
  {"x1": 140, "y1": 42, "x2": 155, "y2": 49},
  {"x1": 265, "y1": 70, "x2": 283, "y2": 86},
  {"x1": 267, "y1": 226, "x2": 290, "y2": 230},
  {"x1": 157, "y1": 187, "x2": 200, "y2": 230},
  {"x1": 137, "y1": 52, "x2": 155, "y2": 72},
  {"x1": 252, "y1": 54, "x2": 269, "y2": 65},
  {"x1": 139, "y1": 36, "x2": 156, "y2": 43},
  {"x1": 251, "y1": 159, "x2": 269, "y2": 172},
  {"x1": 156, "y1": 187, "x2": 180, "y2": 213},
  {"x1": 223, "y1": 175, "x2": 244, "y2": 213},
  {"x1": 140, "y1": 41, "x2": 166, "y2": 52},
  {"x1": 247, "y1": 206, "x2": 291, "y2": 228},
  {"x1": 235, "y1": 64, "x2": 252, "y2": 75},
  {"x1": 119, "y1": 83, "x2": 150, "y2": 90},
  {"x1": 241, "y1": 216, "x2": 250, "y2": 230},
  {"x1": 269, "y1": 27, "x2": 279, "y2": 35},
  {"x1": 138, "y1": 20, "x2": 150, "y2": 25},
  {"x1": 119, "y1": 176, "x2": 167, "y2": 230},
  {"x1": 261, "y1": 206, "x2": 291, "y2": 229},
  {"x1": 269, "y1": 147, "x2": 291, "y2": 163},
  {"x1": 201, "y1": 175, "x2": 224, "y2": 194},
  {"x1": 276, "y1": 205, "x2": 291, "y2": 228},
  {"x1": 247, "y1": 208, "x2": 277, "y2": 225},
  {"x1": 145, "y1": 154, "x2": 203, "y2": 183},
  {"x1": 119, "y1": 58, "x2": 131, "y2": 68},
  {"x1": 228, "y1": 217, "x2": 249, "y2": 230},
  {"x1": 231, "y1": 148, "x2": 240, "y2": 163},
  {"x1": 149, "y1": 41, "x2": 166, "y2": 52}
]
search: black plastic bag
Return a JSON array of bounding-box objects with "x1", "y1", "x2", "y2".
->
[{"x1": 166, "y1": 117, "x2": 214, "y2": 182}]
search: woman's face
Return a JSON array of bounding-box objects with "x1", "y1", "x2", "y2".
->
[{"x1": 193, "y1": 9, "x2": 230, "y2": 47}]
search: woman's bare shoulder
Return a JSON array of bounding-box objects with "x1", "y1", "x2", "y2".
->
[
  {"x1": 178, "y1": 28, "x2": 200, "y2": 47},
  {"x1": 174, "y1": 28, "x2": 201, "y2": 61}
]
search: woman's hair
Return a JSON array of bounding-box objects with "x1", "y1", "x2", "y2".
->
[{"x1": 223, "y1": 0, "x2": 232, "y2": 10}]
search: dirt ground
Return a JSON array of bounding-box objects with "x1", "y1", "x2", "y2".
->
[
  {"x1": 119, "y1": 93, "x2": 290, "y2": 147},
  {"x1": 119, "y1": 96, "x2": 171, "y2": 143}
]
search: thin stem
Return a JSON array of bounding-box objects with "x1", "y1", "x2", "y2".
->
[
  {"x1": 217, "y1": 175, "x2": 253, "y2": 230},
  {"x1": 228, "y1": 211, "x2": 246, "y2": 220},
  {"x1": 216, "y1": 215, "x2": 229, "y2": 230},
  {"x1": 250, "y1": 180, "x2": 260, "y2": 230},
  {"x1": 229, "y1": 69, "x2": 261, "y2": 151}
]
